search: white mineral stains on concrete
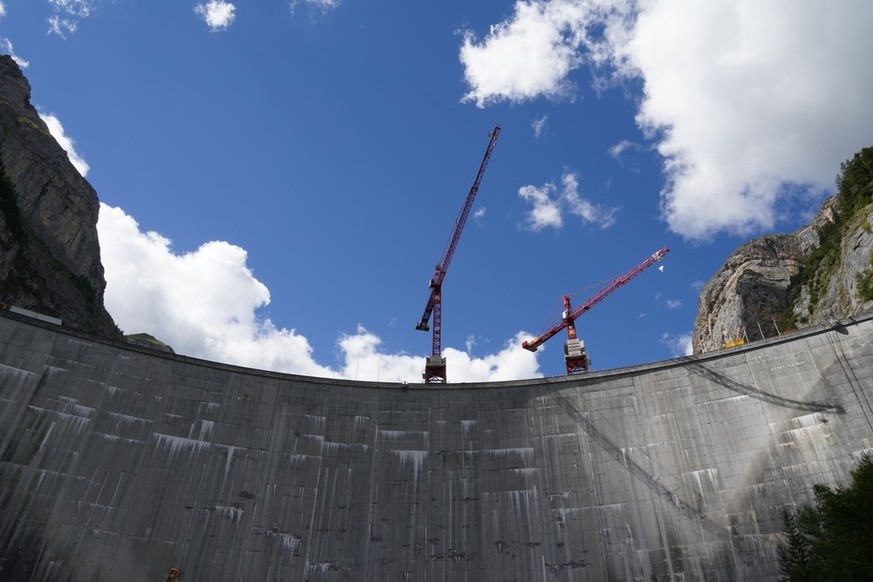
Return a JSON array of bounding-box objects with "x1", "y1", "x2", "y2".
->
[
  {"x1": 323, "y1": 441, "x2": 369, "y2": 452},
  {"x1": 267, "y1": 530, "x2": 301, "y2": 552},
  {"x1": 106, "y1": 412, "x2": 151, "y2": 426},
  {"x1": 196, "y1": 420, "x2": 214, "y2": 440},
  {"x1": 214, "y1": 505, "x2": 244, "y2": 520},
  {"x1": 378, "y1": 430, "x2": 428, "y2": 439},
  {"x1": 485, "y1": 447, "x2": 534, "y2": 458},
  {"x1": 153, "y1": 433, "x2": 211, "y2": 458},
  {"x1": 222, "y1": 445, "x2": 236, "y2": 483},
  {"x1": 0, "y1": 362, "x2": 37, "y2": 379},
  {"x1": 391, "y1": 450, "x2": 427, "y2": 472},
  {"x1": 97, "y1": 433, "x2": 145, "y2": 445}
]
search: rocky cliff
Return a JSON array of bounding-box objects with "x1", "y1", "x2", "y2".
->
[
  {"x1": 0, "y1": 55, "x2": 120, "y2": 338},
  {"x1": 693, "y1": 150, "x2": 873, "y2": 353}
]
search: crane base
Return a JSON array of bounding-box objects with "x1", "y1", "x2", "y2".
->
[
  {"x1": 564, "y1": 339, "x2": 590, "y2": 374},
  {"x1": 423, "y1": 356, "x2": 447, "y2": 384}
]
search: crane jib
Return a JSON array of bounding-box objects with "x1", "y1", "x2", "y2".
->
[
  {"x1": 415, "y1": 127, "x2": 501, "y2": 382},
  {"x1": 522, "y1": 247, "x2": 671, "y2": 356},
  {"x1": 416, "y1": 126, "x2": 501, "y2": 336}
]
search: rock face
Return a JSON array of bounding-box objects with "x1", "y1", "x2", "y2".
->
[
  {"x1": 693, "y1": 189, "x2": 873, "y2": 353},
  {"x1": 796, "y1": 202, "x2": 873, "y2": 321},
  {"x1": 0, "y1": 55, "x2": 120, "y2": 338},
  {"x1": 692, "y1": 233, "x2": 806, "y2": 352}
]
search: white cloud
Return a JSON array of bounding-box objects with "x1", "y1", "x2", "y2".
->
[
  {"x1": 665, "y1": 299, "x2": 681, "y2": 309},
  {"x1": 290, "y1": 0, "x2": 340, "y2": 13},
  {"x1": 608, "y1": 138, "x2": 637, "y2": 160},
  {"x1": 1, "y1": 38, "x2": 29, "y2": 68},
  {"x1": 519, "y1": 183, "x2": 563, "y2": 230},
  {"x1": 195, "y1": 1, "x2": 236, "y2": 31},
  {"x1": 47, "y1": 16, "x2": 77, "y2": 37},
  {"x1": 661, "y1": 331, "x2": 692, "y2": 358},
  {"x1": 532, "y1": 115, "x2": 548, "y2": 137},
  {"x1": 442, "y1": 332, "x2": 542, "y2": 382},
  {"x1": 97, "y1": 204, "x2": 543, "y2": 383},
  {"x1": 0, "y1": 4, "x2": 6, "y2": 18},
  {"x1": 459, "y1": 1, "x2": 591, "y2": 108},
  {"x1": 49, "y1": 0, "x2": 96, "y2": 17},
  {"x1": 462, "y1": 0, "x2": 873, "y2": 241},
  {"x1": 519, "y1": 171, "x2": 617, "y2": 231},
  {"x1": 39, "y1": 112, "x2": 90, "y2": 176},
  {"x1": 608, "y1": 139, "x2": 642, "y2": 172},
  {"x1": 335, "y1": 328, "x2": 541, "y2": 383},
  {"x1": 47, "y1": 0, "x2": 97, "y2": 36}
]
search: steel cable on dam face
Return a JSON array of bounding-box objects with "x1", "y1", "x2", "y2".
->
[
  {"x1": 685, "y1": 362, "x2": 845, "y2": 415},
  {"x1": 825, "y1": 324, "x2": 873, "y2": 432},
  {"x1": 548, "y1": 391, "x2": 728, "y2": 539}
]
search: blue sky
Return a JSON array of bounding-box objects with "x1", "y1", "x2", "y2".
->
[{"x1": 2, "y1": 1, "x2": 871, "y2": 382}]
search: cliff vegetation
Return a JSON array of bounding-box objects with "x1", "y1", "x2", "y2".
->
[{"x1": 693, "y1": 146, "x2": 873, "y2": 353}]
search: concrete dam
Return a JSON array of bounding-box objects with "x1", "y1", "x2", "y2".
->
[{"x1": 0, "y1": 311, "x2": 871, "y2": 581}]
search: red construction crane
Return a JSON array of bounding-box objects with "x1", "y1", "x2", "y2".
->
[
  {"x1": 522, "y1": 247, "x2": 670, "y2": 374},
  {"x1": 416, "y1": 126, "x2": 501, "y2": 383}
]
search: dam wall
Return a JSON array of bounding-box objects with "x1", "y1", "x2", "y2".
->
[{"x1": 0, "y1": 311, "x2": 871, "y2": 581}]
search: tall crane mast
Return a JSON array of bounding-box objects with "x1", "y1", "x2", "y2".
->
[
  {"x1": 416, "y1": 126, "x2": 501, "y2": 383},
  {"x1": 522, "y1": 247, "x2": 670, "y2": 374}
]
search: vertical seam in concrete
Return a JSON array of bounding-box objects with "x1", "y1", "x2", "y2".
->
[{"x1": 827, "y1": 331, "x2": 873, "y2": 433}]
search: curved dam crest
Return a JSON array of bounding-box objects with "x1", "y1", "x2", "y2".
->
[{"x1": 0, "y1": 311, "x2": 871, "y2": 581}]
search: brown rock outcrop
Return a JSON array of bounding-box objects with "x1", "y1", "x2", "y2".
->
[{"x1": 693, "y1": 190, "x2": 873, "y2": 353}]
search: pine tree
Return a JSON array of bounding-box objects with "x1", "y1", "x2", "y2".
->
[{"x1": 778, "y1": 455, "x2": 873, "y2": 581}]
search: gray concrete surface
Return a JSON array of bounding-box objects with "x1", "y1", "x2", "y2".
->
[{"x1": 0, "y1": 311, "x2": 871, "y2": 581}]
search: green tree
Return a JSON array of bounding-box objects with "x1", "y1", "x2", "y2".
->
[{"x1": 778, "y1": 454, "x2": 873, "y2": 581}]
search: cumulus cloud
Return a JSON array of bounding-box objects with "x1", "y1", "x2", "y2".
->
[
  {"x1": 0, "y1": 3, "x2": 6, "y2": 18},
  {"x1": 661, "y1": 332, "x2": 692, "y2": 358},
  {"x1": 443, "y1": 332, "x2": 542, "y2": 382},
  {"x1": 195, "y1": 1, "x2": 236, "y2": 31},
  {"x1": 335, "y1": 328, "x2": 541, "y2": 383},
  {"x1": 1, "y1": 38, "x2": 29, "y2": 68},
  {"x1": 519, "y1": 183, "x2": 563, "y2": 230},
  {"x1": 459, "y1": 1, "x2": 592, "y2": 108},
  {"x1": 40, "y1": 112, "x2": 90, "y2": 176},
  {"x1": 519, "y1": 171, "x2": 617, "y2": 231},
  {"x1": 98, "y1": 204, "x2": 341, "y2": 377},
  {"x1": 96, "y1": 205, "x2": 542, "y2": 383},
  {"x1": 461, "y1": 0, "x2": 873, "y2": 241}
]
